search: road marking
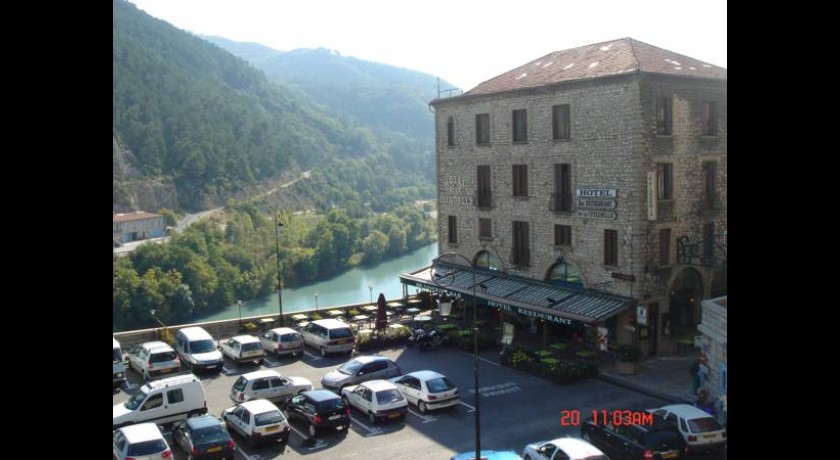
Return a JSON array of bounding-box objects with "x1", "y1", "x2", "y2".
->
[
  {"x1": 349, "y1": 415, "x2": 382, "y2": 435},
  {"x1": 303, "y1": 350, "x2": 323, "y2": 360},
  {"x1": 341, "y1": 453, "x2": 359, "y2": 457},
  {"x1": 467, "y1": 381, "x2": 522, "y2": 398},
  {"x1": 458, "y1": 401, "x2": 476, "y2": 412},
  {"x1": 408, "y1": 408, "x2": 436, "y2": 423},
  {"x1": 236, "y1": 445, "x2": 252, "y2": 460}
]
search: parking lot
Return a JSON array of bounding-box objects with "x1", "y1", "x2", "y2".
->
[{"x1": 114, "y1": 343, "x2": 724, "y2": 459}]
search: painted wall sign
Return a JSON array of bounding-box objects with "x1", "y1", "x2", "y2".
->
[
  {"x1": 577, "y1": 198, "x2": 617, "y2": 209},
  {"x1": 647, "y1": 172, "x2": 657, "y2": 221},
  {"x1": 576, "y1": 188, "x2": 617, "y2": 197},
  {"x1": 577, "y1": 209, "x2": 617, "y2": 219},
  {"x1": 491, "y1": 300, "x2": 574, "y2": 325},
  {"x1": 439, "y1": 196, "x2": 474, "y2": 206}
]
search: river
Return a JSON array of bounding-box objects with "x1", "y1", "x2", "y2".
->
[{"x1": 194, "y1": 242, "x2": 438, "y2": 322}]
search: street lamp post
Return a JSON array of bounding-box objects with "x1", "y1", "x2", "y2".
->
[
  {"x1": 433, "y1": 253, "x2": 482, "y2": 460},
  {"x1": 369, "y1": 285, "x2": 373, "y2": 304},
  {"x1": 237, "y1": 300, "x2": 242, "y2": 327},
  {"x1": 315, "y1": 292, "x2": 319, "y2": 312},
  {"x1": 275, "y1": 212, "x2": 284, "y2": 326}
]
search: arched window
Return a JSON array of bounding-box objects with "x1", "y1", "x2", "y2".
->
[
  {"x1": 546, "y1": 261, "x2": 583, "y2": 285},
  {"x1": 474, "y1": 250, "x2": 503, "y2": 270}
]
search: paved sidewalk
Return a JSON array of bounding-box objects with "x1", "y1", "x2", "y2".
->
[{"x1": 597, "y1": 353, "x2": 697, "y2": 404}]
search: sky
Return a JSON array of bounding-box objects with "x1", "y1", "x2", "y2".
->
[{"x1": 128, "y1": 0, "x2": 727, "y2": 92}]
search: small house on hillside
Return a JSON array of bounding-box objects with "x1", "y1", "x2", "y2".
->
[{"x1": 113, "y1": 211, "x2": 165, "y2": 243}]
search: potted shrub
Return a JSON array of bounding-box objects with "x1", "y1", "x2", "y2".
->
[{"x1": 615, "y1": 344, "x2": 641, "y2": 375}]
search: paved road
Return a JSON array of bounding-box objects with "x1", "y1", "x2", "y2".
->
[{"x1": 114, "y1": 342, "x2": 723, "y2": 460}]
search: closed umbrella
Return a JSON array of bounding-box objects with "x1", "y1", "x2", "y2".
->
[{"x1": 375, "y1": 293, "x2": 388, "y2": 330}]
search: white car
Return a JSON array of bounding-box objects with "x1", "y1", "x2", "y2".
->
[
  {"x1": 389, "y1": 370, "x2": 459, "y2": 413},
  {"x1": 126, "y1": 341, "x2": 181, "y2": 381},
  {"x1": 219, "y1": 335, "x2": 265, "y2": 364},
  {"x1": 222, "y1": 399, "x2": 290, "y2": 448},
  {"x1": 341, "y1": 379, "x2": 408, "y2": 424},
  {"x1": 230, "y1": 369, "x2": 313, "y2": 404},
  {"x1": 112, "y1": 423, "x2": 172, "y2": 460},
  {"x1": 259, "y1": 327, "x2": 304, "y2": 357},
  {"x1": 650, "y1": 404, "x2": 727, "y2": 454},
  {"x1": 522, "y1": 437, "x2": 608, "y2": 460}
]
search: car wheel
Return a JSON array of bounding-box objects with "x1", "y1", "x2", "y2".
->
[
  {"x1": 418, "y1": 401, "x2": 428, "y2": 414},
  {"x1": 308, "y1": 423, "x2": 317, "y2": 437},
  {"x1": 320, "y1": 346, "x2": 327, "y2": 357},
  {"x1": 188, "y1": 410, "x2": 203, "y2": 418},
  {"x1": 368, "y1": 411, "x2": 377, "y2": 424}
]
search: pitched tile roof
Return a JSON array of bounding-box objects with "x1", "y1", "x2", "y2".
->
[
  {"x1": 466, "y1": 38, "x2": 726, "y2": 96},
  {"x1": 113, "y1": 211, "x2": 162, "y2": 223}
]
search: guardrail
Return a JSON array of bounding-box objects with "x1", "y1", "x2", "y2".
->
[{"x1": 113, "y1": 296, "x2": 427, "y2": 349}]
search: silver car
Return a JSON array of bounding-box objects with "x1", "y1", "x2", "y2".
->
[
  {"x1": 113, "y1": 423, "x2": 172, "y2": 460},
  {"x1": 321, "y1": 355, "x2": 401, "y2": 391},
  {"x1": 230, "y1": 369, "x2": 313, "y2": 404},
  {"x1": 259, "y1": 327, "x2": 304, "y2": 357},
  {"x1": 126, "y1": 341, "x2": 181, "y2": 381}
]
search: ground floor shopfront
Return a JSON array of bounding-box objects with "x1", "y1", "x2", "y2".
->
[{"x1": 399, "y1": 261, "x2": 639, "y2": 367}]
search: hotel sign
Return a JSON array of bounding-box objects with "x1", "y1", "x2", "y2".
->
[
  {"x1": 577, "y1": 198, "x2": 616, "y2": 209},
  {"x1": 577, "y1": 188, "x2": 617, "y2": 219},
  {"x1": 578, "y1": 209, "x2": 617, "y2": 219},
  {"x1": 489, "y1": 300, "x2": 574, "y2": 325},
  {"x1": 576, "y1": 188, "x2": 616, "y2": 197}
]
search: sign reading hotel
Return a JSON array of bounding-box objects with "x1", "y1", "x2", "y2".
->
[
  {"x1": 439, "y1": 175, "x2": 473, "y2": 206},
  {"x1": 576, "y1": 188, "x2": 617, "y2": 219}
]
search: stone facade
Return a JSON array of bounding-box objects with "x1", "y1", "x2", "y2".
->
[{"x1": 431, "y1": 40, "x2": 726, "y2": 356}]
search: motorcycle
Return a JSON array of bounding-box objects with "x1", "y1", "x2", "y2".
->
[
  {"x1": 418, "y1": 328, "x2": 447, "y2": 351},
  {"x1": 407, "y1": 328, "x2": 426, "y2": 348}
]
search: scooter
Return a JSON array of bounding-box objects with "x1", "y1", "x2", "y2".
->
[
  {"x1": 418, "y1": 328, "x2": 447, "y2": 351},
  {"x1": 407, "y1": 328, "x2": 426, "y2": 348}
]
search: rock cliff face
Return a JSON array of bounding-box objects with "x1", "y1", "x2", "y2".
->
[{"x1": 113, "y1": 136, "x2": 178, "y2": 213}]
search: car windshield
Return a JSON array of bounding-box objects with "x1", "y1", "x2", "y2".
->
[
  {"x1": 241, "y1": 342, "x2": 262, "y2": 352},
  {"x1": 375, "y1": 389, "x2": 405, "y2": 405},
  {"x1": 232, "y1": 376, "x2": 248, "y2": 392},
  {"x1": 192, "y1": 425, "x2": 229, "y2": 445},
  {"x1": 645, "y1": 430, "x2": 682, "y2": 449},
  {"x1": 330, "y1": 328, "x2": 353, "y2": 339},
  {"x1": 316, "y1": 398, "x2": 345, "y2": 411},
  {"x1": 426, "y1": 377, "x2": 456, "y2": 393},
  {"x1": 127, "y1": 439, "x2": 167, "y2": 455},
  {"x1": 255, "y1": 410, "x2": 285, "y2": 426},
  {"x1": 124, "y1": 389, "x2": 148, "y2": 410},
  {"x1": 113, "y1": 347, "x2": 122, "y2": 364},
  {"x1": 338, "y1": 359, "x2": 364, "y2": 375},
  {"x1": 150, "y1": 351, "x2": 176, "y2": 363},
  {"x1": 688, "y1": 416, "x2": 724, "y2": 433},
  {"x1": 190, "y1": 339, "x2": 216, "y2": 354}
]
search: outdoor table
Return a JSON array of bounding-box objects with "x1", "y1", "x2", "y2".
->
[
  {"x1": 534, "y1": 349, "x2": 553, "y2": 358},
  {"x1": 414, "y1": 315, "x2": 432, "y2": 322},
  {"x1": 352, "y1": 314, "x2": 369, "y2": 322},
  {"x1": 296, "y1": 321, "x2": 310, "y2": 329},
  {"x1": 291, "y1": 314, "x2": 308, "y2": 322},
  {"x1": 575, "y1": 350, "x2": 595, "y2": 358},
  {"x1": 326, "y1": 310, "x2": 344, "y2": 317},
  {"x1": 362, "y1": 305, "x2": 378, "y2": 313},
  {"x1": 406, "y1": 307, "x2": 421, "y2": 315},
  {"x1": 258, "y1": 318, "x2": 276, "y2": 331},
  {"x1": 550, "y1": 342, "x2": 568, "y2": 351}
]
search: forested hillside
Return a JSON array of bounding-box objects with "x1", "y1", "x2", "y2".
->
[{"x1": 113, "y1": 0, "x2": 434, "y2": 212}]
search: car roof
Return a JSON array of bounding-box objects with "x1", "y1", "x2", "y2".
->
[
  {"x1": 230, "y1": 335, "x2": 260, "y2": 344},
  {"x1": 352, "y1": 355, "x2": 391, "y2": 364},
  {"x1": 311, "y1": 318, "x2": 351, "y2": 328},
  {"x1": 178, "y1": 327, "x2": 214, "y2": 340},
  {"x1": 240, "y1": 399, "x2": 282, "y2": 414},
  {"x1": 302, "y1": 389, "x2": 342, "y2": 402},
  {"x1": 119, "y1": 423, "x2": 165, "y2": 443},
  {"x1": 451, "y1": 451, "x2": 521, "y2": 460},
  {"x1": 240, "y1": 369, "x2": 281, "y2": 381},
  {"x1": 549, "y1": 437, "x2": 606, "y2": 457},
  {"x1": 406, "y1": 370, "x2": 446, "y2": 381},
  {"x1": 143, "y1": 373, "x2": 200, "y2": 390},
  {"x1": 140, "y1": 341, "x2": 174, "y2": 351},
  {"x1": 186, "y1": 414, "x2": 223, "y2": 430},
  {"x1": 659, "y1": 404, "x2": 716, "y2": 419},
  {"x1": 361, "y1": 379, "x2": 399, "y2": 392},
  {"x1": 268, "y1": 327, "x2": 299, "y2": 335}
]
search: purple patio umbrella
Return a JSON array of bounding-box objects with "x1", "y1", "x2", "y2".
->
[{"x1": 375, "y1": 293, "x2": 388, "y2": 330}]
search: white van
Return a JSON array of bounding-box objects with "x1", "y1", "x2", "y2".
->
[
  {"x1": 113, "y1": 337, "x2": 125, "y2": 391},
  {"x1": 113, "y1": 373, "x2": 208, "y2": 429},
  {"x1": 299, "y1": 319, "x2": 355, "y2": 357},
  {"x1": 173, "y1": 327, "x2": 224, "y2": 373}
]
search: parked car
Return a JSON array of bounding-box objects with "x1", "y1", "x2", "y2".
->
[
  {"x1": 259, "y1": 327, "x2": 304, "y2": 357},
  {"x1": 126, "y1": 341, "x2": 181, "y2": 381},
  {"x1": 113, "y1": 373, "x2": 208, "y2": 429},
  {"x1": 523, "y1": 437, "x2": 609, "y2": 460},
  {"x1": 230, "y1": 369, "x2": 313, "y2": 404},
  {"x1": 222, "y1": 399, "x2": 290, "y2": 448},
  {"x1": 113, "y1": 337, "x2": 126, "y2": 391},
  {"x1": 389, "y1": 370, "x2": 459, "y2": 413},
  {"x1": 113, "y1": 422, "x2": 172, "y2": 460},
  {"x1": 581, "y1": 413, "x2": 683, "y2": 459},
  {"x1": 341, "y1": 379, "x2": 408, "y2": 424},
  {"x1": 321, "y1": 355, "x2": 401, "y2": 391},
  {"x1": 171, "y1": 414, "x2": 235, "y2": 460},
  {"x1": 219, "y1": 335, "x2": 265, "y2": 365},
  {"x1": 452, "y1": 452, "x2": 521, "y2": 460},
  {"x1": 284, "y1": 389, "x2": 351, "y2": 437},
  {"x1": 649, "y1": 404, "x2": 726, "y2": 455},
  {"x1": 173, "y1": 327, "x2": 224, "y2": 373},
  {"x1": 299, "y1": 318, "x2": 355, "y2": 356}
]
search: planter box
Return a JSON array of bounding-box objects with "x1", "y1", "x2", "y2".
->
[{"x1": 615, "y1": 360, "x2": 638, "y2": 375}]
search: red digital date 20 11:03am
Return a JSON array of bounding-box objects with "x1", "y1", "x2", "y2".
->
[{"x1": 560, "y1": 409, "x2": 654, "y2": 426}]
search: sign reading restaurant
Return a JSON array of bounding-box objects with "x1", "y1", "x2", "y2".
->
[{"x1": 489, "y1": 300, "x2": 574, "y2": 325}]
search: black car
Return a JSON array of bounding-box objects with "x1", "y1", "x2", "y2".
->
[
  {"x1": 581, "y1": 414, "x2": 683, "y2": 460},
  {"x1": 284, "y1": 389, "x2": 351, "y2": 437},
  {"x1": 172, "y1": 414, "x2": 236, "y2": 460}
]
